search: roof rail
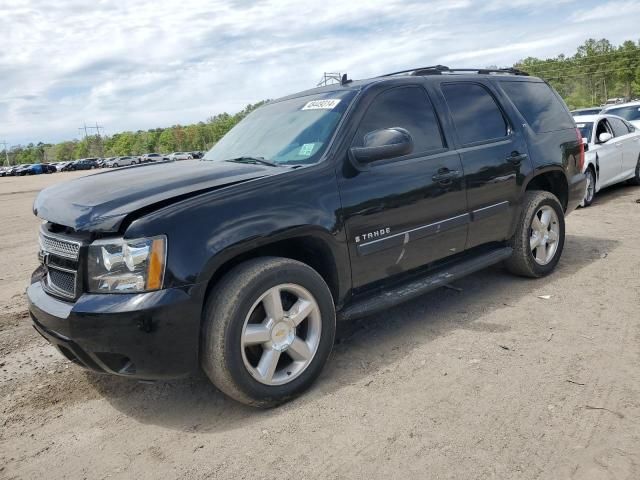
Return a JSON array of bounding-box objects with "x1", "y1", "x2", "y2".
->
[{"x1": 379, "y1": 65, "x2": 529, "y2": 77}]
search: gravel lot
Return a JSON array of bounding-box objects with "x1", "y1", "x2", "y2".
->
[{"x1": 1, "y1": 171, "x2": 639, "y2": 479}]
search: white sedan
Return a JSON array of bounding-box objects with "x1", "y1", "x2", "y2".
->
[
  {"x1": 575, "y1": 114, "x2": 640, "y2": 206},
  {"x1": 167, "y1": 152, "x2": 193, "y2": 161},
  {"x1": 105, "y1": 156, "x2": 137, "y2": 168}
]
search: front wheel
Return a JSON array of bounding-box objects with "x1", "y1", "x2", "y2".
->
[
  {"x1": 201, "y1": 257, "x2": 336, "y2": 408},
  {"x1": 505, "y1": 190, "x2": 565, "y2": 278}
]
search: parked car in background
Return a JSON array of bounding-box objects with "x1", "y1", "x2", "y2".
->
[
  {"x1": 5, "y1": 165, "x2": 23, "y2": 176},
  {"x1": 571, "y1": 107, "x2": 602, "y2": 116},
  {"x1": 575, "y1": 113, "x2": 640, "y2": 206},
  {"x1": 106, "y1": 156, "x2": 136, "y2": 168},
  {"x1": 603, "y1": 97, "x2": 626, "y2": 107},
  {"x1": 189, "y1": 151, "x2": 205, "y2": 159},
  {"x1": 64, "y1": 159, "x2": 99, "y2": 171},
  {"x1": 141, "y1": 153, "x2": 168, "y2": 163},
  {"x1": 601, "y1": 101, "x2": 640, "y2": 129},
  {"x1": 15, "y1": 164, "x2": 40, "y2": 175},
  {"x1": 41, "y1": 163, "x2": 57, "y2": 174},
  {"x1": 97, "y1": 158, "x2": 113, "y2": 168},
  {"x1": 168, "y1": 152, "x2": 193, "y2": 160},
  {"x1": 0, "y1": 166, "x2": 9, "y2": 177}
]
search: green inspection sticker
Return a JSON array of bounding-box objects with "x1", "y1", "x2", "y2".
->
[{"x1": 299, "y1": 143, "x2": 316, "y2": 156}]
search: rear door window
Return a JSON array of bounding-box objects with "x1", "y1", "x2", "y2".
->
[
  {"x1": 441, "y1": 83, "x2": 508, "y2": 145},
  {"x1": 500, "y1": 81, "x2": 574, "y2": 133}
]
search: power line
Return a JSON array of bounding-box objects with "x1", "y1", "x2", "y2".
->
[
  {"x1": 517, "y1": 48, "x2": 640, "y2": 67},
  {"x1": 539, "y1": 66, "x2": 640, "y2": 80},
  {"x1": 526, "y1": 54, "x2": 640, "y2": 76}
]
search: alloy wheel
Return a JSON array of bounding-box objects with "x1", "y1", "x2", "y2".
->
[
  {"x1": 529, "y1": 205, "x2": 560, "y2": 265},
  {"x1": 585, "y1": 170, "x2": 595, "y2": 204},
  {"x1": 241, "y1": 283, "x2": 321, "y2": 386}
]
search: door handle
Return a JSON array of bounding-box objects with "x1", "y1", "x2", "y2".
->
[
  {"x1": 432, "y1": 169, "x2": 461, "y2": 184},
  {"x1": 507, "y1": 152, "x2": 528, "y2": 165}
]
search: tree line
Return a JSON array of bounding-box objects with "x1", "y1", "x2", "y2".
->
[
  {"x1": 515, "y1": 38, "x2": 640, "y2": 108},
  {"x1": 4, "y1": 102, "x2": 266, "y2": 165},
  {"x1": 4, "y1": 38, "x2": 640, "y2": 165}
]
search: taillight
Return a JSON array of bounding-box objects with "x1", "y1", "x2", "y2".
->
[{"x1": 575, "y1": 127, "x2": 585, "y2": 171}]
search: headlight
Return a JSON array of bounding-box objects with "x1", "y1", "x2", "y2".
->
[{"x1": 87, "y1": 236, "x2": 166, "y2": 293}]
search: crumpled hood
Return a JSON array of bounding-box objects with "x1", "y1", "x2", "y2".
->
[{"x1": 33, "y1": 160, "x2": 282, "y2": 232}]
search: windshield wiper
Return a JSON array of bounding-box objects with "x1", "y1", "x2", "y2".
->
[{"x1": 224, "y1": 156, "x2": 279, "y2": 167}]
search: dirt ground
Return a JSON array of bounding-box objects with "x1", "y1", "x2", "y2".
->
[{"x1": 0, "y1": 171, "x2": 639, "y2": 480}]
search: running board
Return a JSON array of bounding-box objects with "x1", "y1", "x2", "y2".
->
[{"x1": 338, "y1": 247, "x2": 513, "y2": 321}]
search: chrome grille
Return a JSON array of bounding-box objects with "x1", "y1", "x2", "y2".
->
[
  {"x1": 40, "y1": 232, "x2": 81, "y2": 260},
  {"x1": 45, "y1": 268, "x2": 77, "y2": 298}
]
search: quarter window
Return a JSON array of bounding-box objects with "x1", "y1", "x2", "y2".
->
[
  {"x1": 354, "y1": 86, "x2": 444, "y2": 154},
  {"x1": 442, "y1": 83, "x2": 508, "y2": 144},
  {"x1": 500, "y1": 81, "x2": 574, "y2": 133}
]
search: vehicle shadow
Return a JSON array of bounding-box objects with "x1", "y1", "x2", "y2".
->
[
  {"x1": 590, "y1": 182, "x2": 640, "y2": 207},
  {"x1": 88, "y1": 233, "x2": 619, "y2": 432}
]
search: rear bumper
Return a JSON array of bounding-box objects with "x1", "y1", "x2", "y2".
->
[
  {"x1": 566, "y1": 172, "x2": 587, "y2": 215},
  {"x1": 27, "y1": 281, "x2": 202, "y2": 379}
]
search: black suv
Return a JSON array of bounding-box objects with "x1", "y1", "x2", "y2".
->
[{"x1": 28, "y1": 66, "x2": 586, "y2": 407}]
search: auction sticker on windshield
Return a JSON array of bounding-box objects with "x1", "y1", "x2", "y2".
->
[{"x1": 302, "y1": 99, "x2": 341, "y2": 110}]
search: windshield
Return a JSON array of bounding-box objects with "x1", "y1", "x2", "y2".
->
[
  {"x1": 576, "y1": 122, "x2": 593, "y2": 141},
  {"x1": 203, "y1": 91, "x2": 357, "y2": 165},
  {"x1": 605, "y1": 105, "x2": 640, "y2": 122}
]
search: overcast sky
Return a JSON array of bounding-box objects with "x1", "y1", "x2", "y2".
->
[{"x1": 2, "y1": 0, "x2": 640, "y2": 145}]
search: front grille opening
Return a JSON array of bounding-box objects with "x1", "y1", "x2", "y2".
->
[
  {"x1": 40, "y1": 233, "x2": 81, "y2": 260},
  {"x1": 45, "y1": 268, "x2": 76, "y2": 298}
]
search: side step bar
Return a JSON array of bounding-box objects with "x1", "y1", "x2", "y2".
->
[{"x1": 338, "y1": 247, "x2": 513, "y2": 321}]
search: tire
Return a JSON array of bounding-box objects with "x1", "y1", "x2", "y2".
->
[
  {"x1": 113, "y1": 163, "x2": 119, "y2": 168},
  {"x1": 201, "y1": 257, "x2": 336, "y2": 408},
  {"x1": 505, "y1": 190, "x2": 565, "y2": 278},
  {"x1": 582, "y1": 167, "x2": 596, "y2": 207},
  {"x1": 629, "y1": 157, "x2": 640, "y2": 186}
]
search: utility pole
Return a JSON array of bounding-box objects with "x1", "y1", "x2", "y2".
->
[
  {"x1": 317, "y1": 72, "x2": 342, "y2": 87},
  {"x1": 78, "y1": 122, "x2": 105, "y2": 156},
  {"x1": 78, "y1": 123, "x2": 89, "y2": 140},
  {"x1": 86, "y1": 122, "x2": 105, "y2": 156},
  {"x1": 1, "y1": 140, "x2": 9, "y2": 166}
]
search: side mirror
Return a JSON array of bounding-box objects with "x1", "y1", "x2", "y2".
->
[
  {"x1": 582, "y1": 138, "x2": 589, "y2": 152},
  {"x1": 598, "y1": 132, "x2": 613, "y2": 143},
  {"x1": 349, "y1": 128, "x2": 414, "y2": 164}
]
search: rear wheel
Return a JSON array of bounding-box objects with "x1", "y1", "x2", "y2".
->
[
  {"x1": 582, "y1": 168, "x2": 596, "y2": 207},
  {"x1": 201, "y1": 257, "x2": 336, "y2": 408},
  {"x1": 505, "y1": 190, "x2": 565, "y2": 278}
]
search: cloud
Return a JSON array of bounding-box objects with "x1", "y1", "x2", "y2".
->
[
  {"x1": 0, "y1": 0, "x2": 638, "y2": 145},
  {"x1": 570, "y1": 0, "x2": 640, "y2": 22}
]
